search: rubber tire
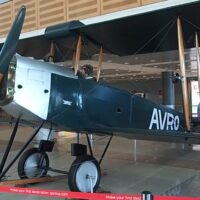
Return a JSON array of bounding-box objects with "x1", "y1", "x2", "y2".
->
[
  {"x1": 18, "y1": 148, "x2": 49, "y2": 179},
  {"x1": 68, "y1": 155, "x2": 101, "y2": 192}
]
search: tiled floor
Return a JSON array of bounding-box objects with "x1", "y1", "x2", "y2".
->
[{"x1": 0, "y1": 125, "x2": 200, "y2": 199}]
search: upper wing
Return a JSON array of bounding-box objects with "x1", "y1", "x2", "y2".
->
[
  {"x1": 3, "y1": 1, "x2": 198, "y2": 62},
  {"x1": 44, "y1": 1, "x2": 200, "y2": 59}
]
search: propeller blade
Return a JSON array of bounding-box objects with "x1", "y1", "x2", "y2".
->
[
  {"x1": 177, "y1": 17, "x2": 191, "y2": 131},
  {"x1": 195, "y1": 32, "x2": 200, "y2": 96},
  {"x1": 96, "y1": 46, "x2": 103, "y2": 82},
  {"x1": 0, "y1": 6, "x2": 26, "y2": 74}
]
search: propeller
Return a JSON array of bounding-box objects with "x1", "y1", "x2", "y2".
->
[
  {"x1": 0, "y1": 6, "x2": 26, "y2": 82},
  {"x1": 177, "y1": 17, "x2": 191, "y2": 131}
]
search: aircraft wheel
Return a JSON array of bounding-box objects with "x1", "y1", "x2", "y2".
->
[
  {"x1": 68, "y1": 155, "x2": 101, "y2": 192},
  {"x1": 18, "y1": 148, "x2": 49, "y2": 179}
]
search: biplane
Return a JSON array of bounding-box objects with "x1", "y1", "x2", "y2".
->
[{"x1": 0, "y1": 1, "x2": 200, "y2": 193}]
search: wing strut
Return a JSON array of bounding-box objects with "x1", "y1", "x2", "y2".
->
[
  {"x1": 96, "y1": 46, "x2": 103, "y2": 82},
  {"x1": 49, "y1": 42, "x2": 55, "y2": 62},
  {"x1": 0, "y1": 74, "x2": 3, "y2": 85},
  {"x1": 74, "y1": 35, "x2": 82, "y2": 75},
  {"x1": 195, "y1": 33, "x2": 200, "y2": 96},
  {"x1": 177, "y1": 17, "x2": 191, "y2": 131},
  {"x1": 72, "y1": 50, "x2": 76, "y2": 69},
  {"x1": 44, "y1": 42, "x2": 55, "y2": 62}
]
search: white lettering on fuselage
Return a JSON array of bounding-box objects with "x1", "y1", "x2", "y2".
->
[{"x1": 149, "y1": 108, "x2": 179, "y2": 131}]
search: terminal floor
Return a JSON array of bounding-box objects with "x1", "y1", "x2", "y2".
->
[{"x1": 0, "y1": 125, "x2": 200, "y2": 199}]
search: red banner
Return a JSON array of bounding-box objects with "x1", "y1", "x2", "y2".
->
[
  {"x1": 0, "y1": 185, "x2": 141, "y2": 200},
  {"x1": 154, "y1": 196, "x2": 200, "y2": 200},
  {"x1": 0, "y1": 185, "x2": 200, "y2": 200}
]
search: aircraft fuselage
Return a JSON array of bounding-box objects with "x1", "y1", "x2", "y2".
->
[{"x1": 0, "y1": 55, "x2": 186, "y2": 137}]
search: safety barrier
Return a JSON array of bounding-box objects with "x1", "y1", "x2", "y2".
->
[{"x1": 0, "y1": 185, "x2": 200, "y2": 200}]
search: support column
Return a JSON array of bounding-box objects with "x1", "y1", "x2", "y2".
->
[{"x1": 162, "y1": 71, "x2": 175, "y2": 109}]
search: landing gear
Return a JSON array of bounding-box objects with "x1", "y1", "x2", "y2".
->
[
  {"x1": 68, "y1": 155, "x2": 101, "y2": 192},
  {"x1": 18, "y1": 148, "x2": 49, "y2": 179},
  {"x1": 68, "y1": 134, "x2": 113, "y2": 192},
  {"x1": 0, "y1": 119, "x2": 112, "y2": 193},
  {"x1": 0, "y1": 121, "x2": 45, "y2": 180}
]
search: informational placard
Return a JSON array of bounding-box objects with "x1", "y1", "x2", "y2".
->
[{"x1": 191, "y1": 81, "x2": 200, "y2": 117}]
